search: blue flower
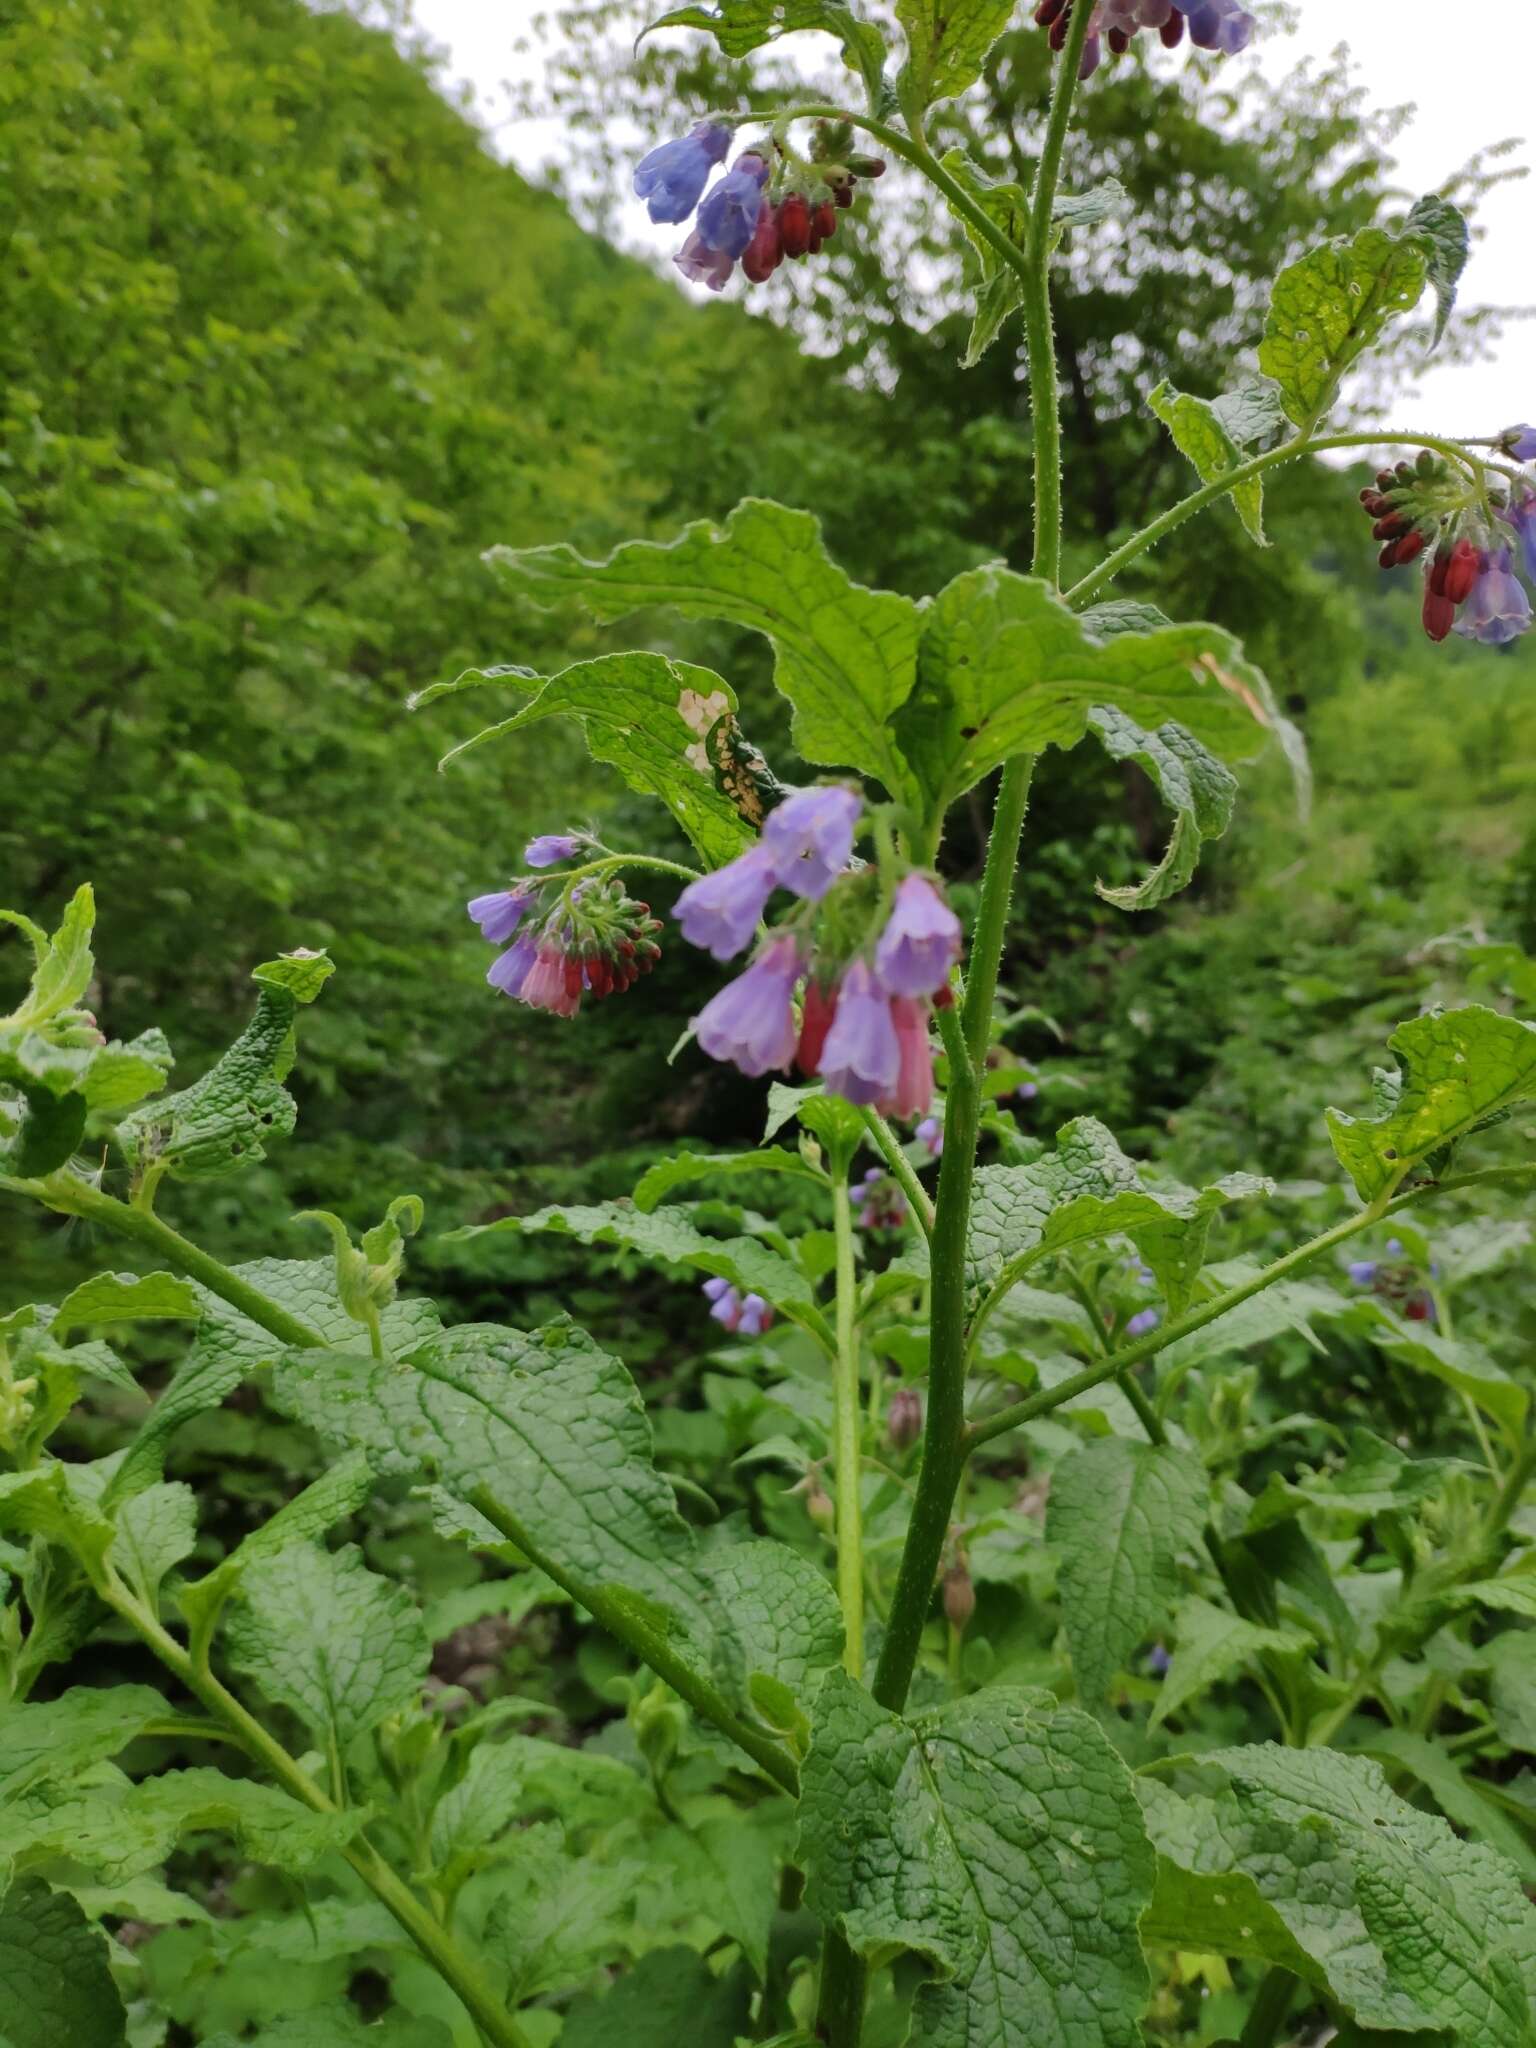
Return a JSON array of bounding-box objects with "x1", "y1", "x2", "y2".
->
[
  {"x1": 1184, "y1": 0, "x2": 1254, "y2": 51},
  {"x1": 673, "y1": 844, "x2": 778, "y2": 961},
  {"x1": 674, "y1": 228, "x2": 735, "y2": 293},
  {"x1": 634, "y1": 122, "x2": 731, "y2": 225},
  {"x1": 1497, "y1": 423, "x2": 1536, "y2": 463},
  {"x1": 467, "y1": 886, "x2": 536, "y2": 944},
  {"x1": 1125, "y1": 1307, "x2": 1161, "y2": 1338},
  {"x1": 762, "y1": 785, "x2": 861, "y2": 901},
  {"x1": 1347, "y1": 1260, "x2": 1378, "y2": 1287},
  {"x1": 524, "y1": 833, "x2": 582, "y2": 868},
  {"x1": 695, "y1": 153, "x2": 771, "y2": 261},
  {"x1": 1455, "y1": 548, "x2": 1533, "y2": 645},
  {"x1": 1505, "y1": 493, "x2": 1536, "y2": 584}
]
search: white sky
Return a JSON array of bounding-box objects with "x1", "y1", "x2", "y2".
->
[{"x1": 405, "y1": 0, "x2": 1531, "y2": 431}]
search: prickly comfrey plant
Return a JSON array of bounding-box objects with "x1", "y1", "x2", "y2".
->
[{"x1": 5, "y1": 7, "x2": 1536, "y2": 2048}]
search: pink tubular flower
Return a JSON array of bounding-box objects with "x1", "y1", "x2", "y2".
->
[
  {"x1": 818, "y1": 959, "x2": 899, "y2": 1105},
  {"x1": 884, "y1": 996, "x2": 934, "y2": 1120},
  {"x1": 874, "y1": 875, "x2": 962, "y2": 997},
  {"x1": 674, "y1": 229, "x2": 735, "y2": 291},
  {"x1": 693, "y1": 934, "x2": 802, "y2": 1077},
  {"x1": 519, "y1": 941, "x2": 582, "y2": 1018},
  {"x1": 762, "y1": 785, "x2": 861, "y2": 900},
  {"x1": 673, "y1": 844, "x2": 778, "y2": 961}
]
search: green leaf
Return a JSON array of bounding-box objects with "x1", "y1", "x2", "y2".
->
[
  {"x1": 0, "y1": 1879, "x2": 124, "y2": 2048},
  {"x1": 224, "y1": 1543, "x2": 429, "y2": 1750},
  {"x1": 762, "y1": 1081, "x2": 866, "y2": 1163},
  {"x1": 0, "y1": 1685, "x2": 168, "y2": 1803},
  {"x1": 1448, "y1": 1576, "x2": 1536, "y2": 1621},
  {"x1": 117, "y1": 974, "x2": 328, "y2": 1182},
  {"x1": 1143, "y1": 1746, "x2": 1536, "y2": 2042},
  {"x1": 1325, "y1": 1004, "x2": 1536, "y2": 1202},
  {"x1": 1047, "y1": 1439, "x2": 1210, "y2": 1704},
  {"x1": 50, "y1": 1271, "x2": 201, "y2": 1341},
  {"x1": 202, "y1": 2013, "x2": 452, "y2": 2048},
  {"x1": 1148, "y1": 380, "x2": 1269, "y2": 545},
  {"x1": 272, "y1": 1319, "x2": 725, "y2": 1668},
  {"x1": 1488, "y1": 1630, "x2": 1536, "y2": 1750},
  {"x1": 461, "y1": 1199, "x2": 819, "y2": 1317},
  {"x1": 437, "y1": 654, "x2": 754, "y2": 869},
  {"x1": 0, "y1": 886, "x2": 95, "y2": 1033},
  {"x1": 1086, "y1": 708, "x2": 1239, "y2": 910},
  {"x1": 632, "y1": 1145, "x2": 827, "y2": 1211},
  {"x1": 639, "y1": 0, "x2": 886, "y2": 101},
  {"x1": 0, "y1": 1464, "x2": 115, "y2": 1578},
  {"x1": 700, "y1": 1537, "x2": 844, "y2": 1722},
  {"x1": 427, "y1": 1736, "x2": 644, "y2": 1885},
  {"x1": 1053, "y1": 179, "x2": 1125, "y2": 233},
  {"x1": 109, "y1": 1481, "x2": 197, "y2": 1609},
  {"x1": 1258, "y1": 226, "x2": 1428, "y2": 429},
  {"x1": 484, "y1": 1821, "x2": 647, "y2": 1999},
  {"x1": 1404, "y1": 194, "x2": 1470, "y2": 348},
  {"x1": 1352, "y1": 1729, "x2": 1536, "y2": 1888},
  {"x1": 799, "y1": 1674, "x2": 1154, "y2": 2048},
  {"x1": 894, "y1": 565, "x2": 1299, "y2": 813},
  {"x1": 1365, "y1": 1308, "x2": 1528, "y2": 1439},
  {"x1": 1149, "y1": 1594, "x2": 1310, "y2": 1729},
  {"x1": 965, "y1": 1116, "x2": 1270, "y2": 1314},
  {"x1": 898, "y1": 0, "x2": 1014, "y2": 108},
  {"x1": 483, "y1": 499, "x2": 921, "y2": 800},
  {"x1": 560, "y1": 1943, "x2": 751, "y2": 2048},
  {"x1": 1080, "y1": 600, "x2": 1174, "y2": 639},
  {"x1": 0, "y1": 1767, "x2": 365, "y2": 1886},
  {"x1": 176, "y1": 1451, "x2": 374, "y2": 1639},
  {"x1": 250, "y1": 950, "x2": 335, "y2": 1005},
  {"x1": 935, "y1": 150, "x2": 1028, "y2": 367}
]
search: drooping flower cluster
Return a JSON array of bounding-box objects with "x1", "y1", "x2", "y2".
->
[
  {"x1": 1034, "y1": 0, "x2": 1254, "y2": 78},
  {"x1": 468, "y1": 835, "x2": 661, "y2": 1020},
  {"x1": 674, "y1": 786, "x2": 963, "y2": 1122},
  {"x1": 1346, "y1": 1238, "x2": 1436, "y2": 1322},
  {"x1": 1363, "y1": 441, "x2": 1536, "y2": 646},
  {"x1": 855, "y1": 1166, "x2": 908, "y2": 1232},
  {"x1": 634, "y1": 121, "x2": 884, "y2": 294},
  {"x1": 702, "y1": 1275, "x2": 774, "y2": 1336}
]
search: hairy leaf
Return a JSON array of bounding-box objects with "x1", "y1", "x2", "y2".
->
[
  {"x1": 633, "y1": 1146, "x2": 826, "y2": 1211},
  {"x1": 0, "y1": 1878, "x2": 124, "y2": 2048},
  {"x1": 899, "y1": 0, "x2": 1015, "y2": 108},
  {"x1": 1047, "y1": 1439, "x2": 1209, "y2": 1703},
  {"x1": 937, "y1": 149, "x2": 1028, "y2": 366},
  {"x1": 177, "y1": 1451, "x2": 374, "y2": 1638},
  {"x1": 1488, "y1": 1630, "x2": 1536, "y2": 1750},
  {"x1": 1149, "y1": 1595, "x2": 1309, "y2": 1729},
  {"x1": 201, "y1": 2013, "x2": 452, "y2": 2048},
  {"x1": 1258, "y1": 226, "x2": 1428, "y2": 428},
  {"x1": 50, "y1": 1271, "x2": 201, "y2": 1341},
  {"x1": 437, "y1": 653, "x2": 753, "y2": 868},
  {"x1": 1404, "y1": 194, "x2": 1470, "y2": 348},
  {"x1": 484, "y1": 499, "x2": 921, "y2": 799},
  {"x1": 0, "y1": 1685, "x2": 168, "y2": 1804},
  {"x1": 110, "y1": 1482, "x2": 197, "y2": 1609},
  {"x1": 640, "y1": 0, "x2": 886, "y2": 101},
  {"x1": 1148, "y1": 380, "x2": 1269, "y2": 544},
  {"x1": 1086, "y1": 708, "x2": 1239, "y2": 910},
  {"x1": 225, "y1": 1543, "x2": 429, "y2": 1749},
  {"x1": 560, "y1": 1943, "x2": 752, "y2": 2048},
  {"x1": 895, "y1": 565, "x2": 1300, "y2": 812},
  {"x1": 799, "y1": 1674, "x2": 1154, "y2": 2048},
  {"x1": 1326, "y1": 1005, "x2": 1536, "y2": 1201},
  {"x1": 0, "y1": 886, "x2": 95, "y2": 1033}
]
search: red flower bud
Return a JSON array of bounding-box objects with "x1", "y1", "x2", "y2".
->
[
  {"x1": 742, "y1": 200, "x2": 782, "y2": 284},
  {"x1": 1107, "y1": 24, "x2": 1130, "y2": 50},
  {"x1": 1393, "y1": 529, "x2": 1426, "y2": 566},
  {"x1": 943, "y1": 1564, "x2": 975, "y2": 1630},
  {"x1": 1034, "y1": 0, "x2": 1068, "y2": 22},
  {"x1": 1422, "y1": 585, "x2": 1458, "y2": 643},
  {"x1": 1371, "y1": 514, "x2": 1407, "y2": 542},
  {"x1": 887, "y1": 1386, "x2": 923, "y2": 1451},
  {"x1": 848, "y1": 153, "x2": 885, "y2": 178},
  {"x1": 1160, "y1": 9, "x2": 1184, "y2": 44},
  {"x1": 1442, "y1": 538, "x2": 1482, "y2": 604},
  {"x1": 812, "y1": 201, "x2": 837, "y2": 241},
  {"x1": 833, "y1": 184, "x2": 853, "y2": 208},
  {"x1": 778, "y1": 193, "x2": 811, "y2": 258},
  {"x1": 797, "y1": 980, "x2": 838, "y2": 1077}
]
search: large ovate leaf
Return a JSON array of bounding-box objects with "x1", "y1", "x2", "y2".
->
[
  {"x1": 1325, "y1": 1005, "x2": 1536, "y2": 1202},
  {"x1": 639, "y1": 0, "x2": 886, "y2": 101},
  {"x1": 1148, "y1": 379, "x2": 1272, "y2": 544},
  {"x1": 109, "y1": 1481, "x2": 198, "y2": 1609},
  {"x1": 1086, "y1": 707, "x2": 1238, "y2": 910},
  {"x1": 117, "y1": 955, "x2": 332, "y2": 1182},
  {"x1": 224, "y1": 1543, "x2": 429, "y2": 1750},
  {"x1": 1258, "y1": 226, "x2": 1428, "y2": 429},
  {"x1": 483, "y1": 499, "x2": 921, "y2": 800},
  {"x1": 1046, "y1": 1439, "x2": 1209, "y2": 1704},
  {"x1": 0, "y1": 1878, "x2": 125, "y2": 2048},
  {"x1": 432, "y1": 653, "x2": 754, "y2": 869},
  {"x1": 898, "y1": 0, "x2": 1014, "y2": 108},
  {"x1": 1141, "y1": 1746, "x2": 1536, "y2": 2043},
  {"x1": 799, "y1": 1674, "x2": 1154, "y2": 2048},
  {"x1": 894, "y1": 565, "x2": 1298, "y2": 812},
  {"x1": 700, "y1": 1537, "x2": 844, "y2": 1731},
  {"x1": 964, "y1": 1116, "x2": 1269, "y2": 1315},
  {"x1": 0, "y1": 1685, "x2": 168, "y2": 1803},
  {"x1": 50, "y1": 1271, "x2": 201, "y2": 1340}
]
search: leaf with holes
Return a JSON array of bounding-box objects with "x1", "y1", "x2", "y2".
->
[
  {"x1": 1259, "y1": 226, "x2": 1428, "y2": 429},
  {"x1": 898, "y1": 0, "x2": 1015, "y2": 108},
  {"x1": 1325, "y1": 1005, "x2": 1536, "y2": 1202}
]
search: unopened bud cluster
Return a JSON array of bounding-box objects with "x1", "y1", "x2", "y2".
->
[
  {"x1": 1361, "y1": 435, "x2": 1536, "y2": 647},
  {"x1": 1034, "y1": 0, "x2": 1253, "y2": 78},
  {"x1": 468, "y1": 835, "x2": 661, "y2": 1020},
  {"x1": 633, "y1": 119, "x2": 884, "y2": 295}
]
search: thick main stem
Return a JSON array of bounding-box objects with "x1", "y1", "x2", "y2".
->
[{"x1": 831, "y1": 1170, "x2": 866, "y2": 1677}]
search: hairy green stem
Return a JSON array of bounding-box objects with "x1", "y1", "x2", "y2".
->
[
  {"x1": 858, "y1": 1106, "x2": 935, "y2": 1237},
  {"x1": 831, "y1": 1170, "x2": 866, "y2": 1678},
  {"x1": 466, "y1": 1487, "x2": 797, "y2": 1795},
  {"x1": 16, "y1": 1174, "x2": 326, "y2": 1349},
  {"x1": 105, "y1": 1584, "x2": 531, "y2": 2048},
  {"x1": 1062, "y1": 430, "x2": 1496, "y2": 608},
  {"x1": 967, "y1": 1204, "x2": 1389, "y2": 1452},
  {"x1": 1065, "y1": 1265, "x2": 1165, "y2": 1444}
]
